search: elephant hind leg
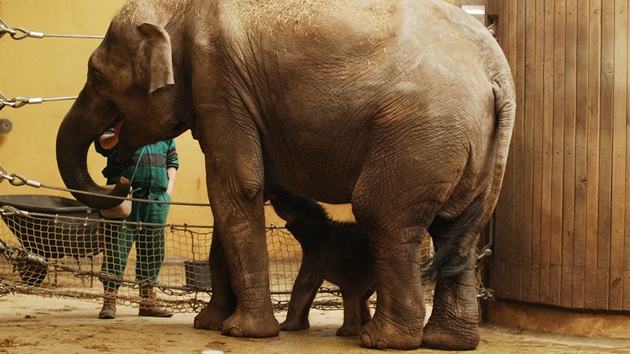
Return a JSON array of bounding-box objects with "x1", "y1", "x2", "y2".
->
[
  {"x1": 337, "y1": 292, "x2": 366, "y2": 336},
  {"x1": 357, "y1": 225, "x2": 428, "y2": 350},
  {"x1": 422, "y1": 233, "x2": 480, "y2": 350},
  {"x1": 351, "y1": 127, "x2": 468, "y2": 349},
  {"x1": 420, "y1": 191, "x2": 494, "y2": 349}
]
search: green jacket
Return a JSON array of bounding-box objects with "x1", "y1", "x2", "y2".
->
[{"x1": 95, "y1": 132, "x2": 179, "y2": 196}]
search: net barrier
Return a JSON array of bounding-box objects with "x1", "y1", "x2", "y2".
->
[{"x1": 0, "y1": 202, "x2": 435, "y2": 313}]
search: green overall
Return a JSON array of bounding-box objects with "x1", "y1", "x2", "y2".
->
[{"x1": 95, "y1": 135, "x2": 178, "y2": 291}]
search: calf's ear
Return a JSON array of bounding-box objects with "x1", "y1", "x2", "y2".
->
[{"x1": 136, "y1": 23, "x2": 175, "y2": 93}]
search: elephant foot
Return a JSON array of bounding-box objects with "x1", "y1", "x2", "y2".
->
[
  {"x1": 424, "y1": 264, "x2": 480, "y2": 350},
  {"x1": 193, "y1": 303, "x2": 234, "y2": 330},
  {"x1": 280, "y1": 318, "x2": 309, "y2": 331},
  {"x1": 336, "y1": 323, "x2": 361, "y2": 337},
  {"x1": 421, "y1": 320, "x2": 480, "y2": 351},
  {"x1": 221, "y1": 307, "x2": 280, "y2": 338},
  {"x1": 359, "y1": 316, "x2": 422, "y2": 350}
]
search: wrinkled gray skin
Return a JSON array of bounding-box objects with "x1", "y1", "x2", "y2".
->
[
  {"x1": 268, "y1": 189, "x2": 375, "y2": 337},
  {"x1": 55, "y1": 0, "x2": 515, "y2": 350}
]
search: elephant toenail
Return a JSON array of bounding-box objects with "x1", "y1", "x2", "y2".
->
[
  {"x1": 360, "y1": 334, "x2": 371, "y2": 347},
  {"x1": 228, "y1": 326, "x2": 244, "y2": 337},
  {"x1": 376, "y1": 340, "x2": 388, "y2": 349}
]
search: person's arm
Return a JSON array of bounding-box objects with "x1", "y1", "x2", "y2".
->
[
  {"x1": 165, "y1": 139, "x2": 179, "y2": 197},
  {"x1": 99, "y1": 133, "x2": 118, "y2": 150},
  {"x1": 166, "y1": 166, "x2": 177, "y2": 197}
]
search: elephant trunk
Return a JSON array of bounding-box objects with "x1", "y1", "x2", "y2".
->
[{"x1": 55, "y1": 90, "x2": 130, "y2": 210}]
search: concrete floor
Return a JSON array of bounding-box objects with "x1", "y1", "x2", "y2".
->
[{"x1": 1, "y1": 294, "x2": 629, "y2": 353}]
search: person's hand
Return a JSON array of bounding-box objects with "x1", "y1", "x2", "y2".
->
[{"x1": 98, "y1": 118, "x2": 123, "y2": 150}]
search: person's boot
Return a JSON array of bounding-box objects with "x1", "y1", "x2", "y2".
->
[
  {"x1": 139, "y1": 285, "x2": 173, "y2": 317},
  {"x1": 98, "y1": 288, "x2": 117, "y2": 319}
]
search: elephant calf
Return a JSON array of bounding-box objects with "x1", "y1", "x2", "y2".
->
[{"x1": 269, "y1": 190, "x2": 375, "y2": 336}]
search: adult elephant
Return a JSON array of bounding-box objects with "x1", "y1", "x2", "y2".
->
[{"x1": 56, "y1": 0, "x2": 515, "y2": 350}]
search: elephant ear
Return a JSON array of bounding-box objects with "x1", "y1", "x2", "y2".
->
[{"x1": 136, "y1": 23, "x2": 175, "y2": 93}]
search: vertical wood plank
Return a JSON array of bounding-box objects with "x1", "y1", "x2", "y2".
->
[
  {"x1": 584, "y1": 0, "x2": 602, "y2": 310},
  {"x1": 609, "y1": 0, "x2": 627, "y2": 311},
  {"x1": 509, "y1": 0, "x2": 525, "y2": 301},
  {"x1": 493, "y1": 0, "x2": 510, "y2": 299},
  {"x1": 539, "y1": 0, "x2": 555, "y2": 305},
  {"x1": 561, "y1": 0, "x2": 577, "y2": 309},
  {"x1": 520, "y1": 0, "x2": 536, "y2": 303},
  {"x1": 497, "y1": 0, "x2": 515, "y2": 300},
  {"x1": 550, "y1": 0, "x2": 567, "y2": 307},
  {"x1": 597, "y1": 0, "x2": 614, "y2": 311},
  {"x1": 488, "y1": 0, "x2": 509, "y2": 299},
  {"x1": 625, "y1": 0, "x2": 630, "y2": 312},
  {"x1": 572, "y1": 0, "x2": 590, "y2": 309},
  {"x1": 529, "y1": 0, "x2": 546, "y2": 304}
]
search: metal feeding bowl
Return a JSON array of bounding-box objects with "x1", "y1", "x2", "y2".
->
[{"x1": 0, "y1": 195, "x2": 101, "y2": 285}]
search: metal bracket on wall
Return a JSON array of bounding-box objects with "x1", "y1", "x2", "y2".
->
[
  {"x1": 476, "y1": 244, "x2": 493, "y2": 265},
  {"x1": 487, "y1": 15, "x2": 498, "y2": 40},
  {"x1": 0, "y1": 118, "x2": 12, "y2": 134},
  {"x1": 476, "y1": 244, "x2": 494, "y2": 300},
  {"x1": 477, "y1": 287, "x2": 495, "y2": 300},
  {"x1": 0, "y1": 165, "x2": 7, "y2": 183}
]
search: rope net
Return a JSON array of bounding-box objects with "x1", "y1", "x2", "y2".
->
[{"x1": 0, "y1": 202, "x2": 435, "y2": 313}]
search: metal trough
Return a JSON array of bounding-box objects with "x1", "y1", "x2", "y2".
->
[
  {"x1": 0, "y1": 195, "x2": 101, "y2": 285},
  {"x1": 183, "y1": 260, "x2": 212, "y2": 289}
]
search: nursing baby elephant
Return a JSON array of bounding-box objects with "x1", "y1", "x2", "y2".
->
[
  {"x1": 269, "y1": 189, "x2": 375, "y2": 337},
  {"x1": 55, "y1": 0, "x2": 515, "y2": 350}
]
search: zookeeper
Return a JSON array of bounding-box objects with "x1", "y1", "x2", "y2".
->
[{"x1": 94, "y1": 120, "x2": 178, "y2": 319}]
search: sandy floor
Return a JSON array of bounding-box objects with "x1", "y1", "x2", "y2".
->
[{"x1": 1, "y1": 294, "x2": 629, "y2": 354}]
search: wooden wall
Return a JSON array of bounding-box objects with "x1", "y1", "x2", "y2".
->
[{"x1": 486, "y1": 0, "x2": 630, "y2": 311}]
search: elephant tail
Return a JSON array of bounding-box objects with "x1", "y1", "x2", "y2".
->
[
  {"x1": 488, "y1": 71, "x2": 517, "y2": 213},
  {"x1": 421, "y1": 237, "x2": 469, "y2": 285},
  {"x1": 422, "y1": 70, "x2": 516, "y2": 285}
]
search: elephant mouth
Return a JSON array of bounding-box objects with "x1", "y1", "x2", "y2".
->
[
  {"x1": 103, "y1": 107, "x2": 189, "y2": 162},
  {"x1": 108, "y1": 100, "x2": 133, "y2": 130},
  {"x1": 105, "y1": 111, "x2": 135, "y2": 162},
  {"x1": 108, "y1": 112, "x2": 122, "y2": 130}
]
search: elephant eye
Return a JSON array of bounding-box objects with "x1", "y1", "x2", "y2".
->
[{"x1": 90, "y1": 70, "x2": 107, "y2": 88}]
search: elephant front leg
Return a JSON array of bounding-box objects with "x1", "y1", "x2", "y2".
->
[
  {"x1": 216, "y1": 222, "x2": 280, "y2": 338},
  {"x1": 422, "y1": 234, "x2": 480, "y2": 350},
  {"x1": 199, "y1": 125, "x2": 280, "y2": 338},
  {"x1": 194, "y1": 235, "x2": 236, "y2": 330},
  {"x1": 281, "y1": 255, "x2": 324, "y2": 331},
  {"x1": 359, "y1": 226, "x2": 426, "y2": 350}
]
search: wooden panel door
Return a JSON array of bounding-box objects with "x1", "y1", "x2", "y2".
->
[{"x1": 486, "y1": 0, "x2": 630, "y2": 311}]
